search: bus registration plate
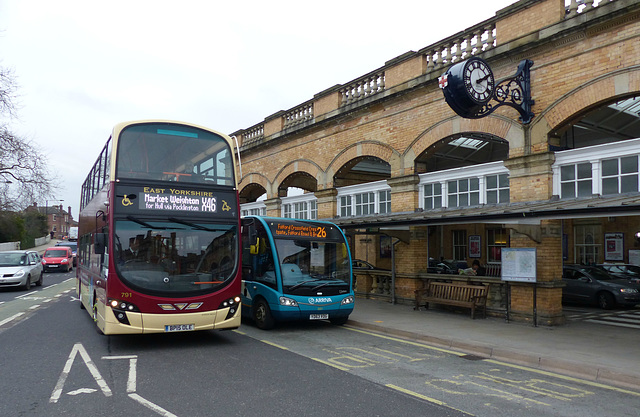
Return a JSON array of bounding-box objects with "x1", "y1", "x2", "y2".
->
[
  {"x1": 165, "y1": 324, "x2": 195, "y2": 332},
  {"x1": 309, "y1": 314, "x2": 329, "y2": 320}
]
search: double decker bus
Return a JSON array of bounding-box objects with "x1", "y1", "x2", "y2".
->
[
  {"x1": 241, "y1": 216, "x2": 354, "y2": 329},
  {"x1": 77, "y1": 120, "x2": 242, "y2": 335}
]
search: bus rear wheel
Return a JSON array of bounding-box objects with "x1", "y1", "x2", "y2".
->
[{"x1": 253, "y1": 299, "x2": 275, "y2": 330}]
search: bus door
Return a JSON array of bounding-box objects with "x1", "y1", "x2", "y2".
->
[{"x1": 241, "y1": 219, "x2": 279, "y2": 312}]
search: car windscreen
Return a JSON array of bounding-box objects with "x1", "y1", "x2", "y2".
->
[
  {"x1": 0, "y1": 253, "x2": 25, "y2": 266},
  {"x1": 44, "y1": 250, "x2": 69, "y2": 258}
]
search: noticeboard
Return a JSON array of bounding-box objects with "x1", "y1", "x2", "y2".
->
[{"x1": 501, "y1": 248, "x2": 537, "y2": 283}]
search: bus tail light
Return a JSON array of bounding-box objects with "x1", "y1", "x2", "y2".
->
[{"x1": 219, "y1": 296, "x2": 241, "y2": 320}]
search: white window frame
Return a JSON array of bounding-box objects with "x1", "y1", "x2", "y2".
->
[
  {"x1": 280, "y1": 193, "x2": 318, "y2": 220},
  {"x1": 336, "y1": 180, "x2": 391, "y2": 217},
  {"x1": 241, "y1": 201, "x2": 266, "y2": 217},
  {"x1": 552, "y1": 138, "x2": 640, "y2": 198},
  {"x1": 418, "y1": 161, "x2": 508, "y2": 210}
]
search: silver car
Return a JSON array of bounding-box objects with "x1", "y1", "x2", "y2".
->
[{"x1": 0, "y1": 250, "x2": 44, "y2": 290}]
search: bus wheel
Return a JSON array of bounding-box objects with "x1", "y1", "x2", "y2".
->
[
  {"x1": 253, "y1": 299, "x2": 275, "y2": 330},
  {"x1": 330, "y1": 316, "x2": 349, "y2": 326}
]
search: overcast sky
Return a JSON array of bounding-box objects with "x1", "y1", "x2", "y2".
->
[{"x1": 0, "y1": 0, "x2": 518, "y2": 219}]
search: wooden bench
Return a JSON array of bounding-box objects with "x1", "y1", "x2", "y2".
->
[{"x1": 414, "y1": 281, "x2": 490, "y2": 319}]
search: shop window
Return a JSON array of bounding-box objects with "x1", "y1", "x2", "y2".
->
[
  {"x1": 574, "y1": 225, "x2": 601, "y2": 264},
  {"x1": 452, "y1": 230, "x2": 467, "y2": 261},
  {"x1": 487, "y1": 228, "x2": 507, "y2": 263}
]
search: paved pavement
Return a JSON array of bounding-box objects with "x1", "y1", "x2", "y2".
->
[{"x1": 348, "y1": 297, "x2": 640, "y2": 391}]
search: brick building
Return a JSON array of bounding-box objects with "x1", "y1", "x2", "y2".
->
[
  {"x1": 30, "y1": 203, "x2": 76, "y2": 240},
  {"x1": 233, "y1": 0, "x2": 640, "y2": 325}
]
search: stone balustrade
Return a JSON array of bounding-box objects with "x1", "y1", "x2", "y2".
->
[{"x1": 233, "y1": 0, "x2": 621, "y2": 149}]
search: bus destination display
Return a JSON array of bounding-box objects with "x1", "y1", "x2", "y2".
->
[
  {"x1": 116, "y1": 185, "x2": 237, "y2": 217},
  {"x1": 271, "y1": 222, "x2": 329, "y2": 239}
]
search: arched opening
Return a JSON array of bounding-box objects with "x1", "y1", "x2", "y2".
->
[
  {"x1": 415, "y1": 132, "x2": 509, "y2": 173},
  {"x1": 239, "y1": 183, "x2": 267, "y2": 204},
  {"x1": 551, "y1": 95, "x2": 640, "y2": 150},
  {"x1": 334, "y1": 156, "x2": 391, "y2": 188}
]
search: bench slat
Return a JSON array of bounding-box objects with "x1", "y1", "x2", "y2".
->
[{"x1": 414, "y1": 281, "x2": 489, "y2": 319}]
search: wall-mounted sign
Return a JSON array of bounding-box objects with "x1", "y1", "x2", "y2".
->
[
  {"x1": 469, "y1": 235, "x2": 481, "y2": 258},
  {"x1": 501, "y1": 247, "x2": 537, "y2": 283}
]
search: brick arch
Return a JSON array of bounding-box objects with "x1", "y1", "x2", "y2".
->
[
  {"x1": 273, "y1": 159, "x2": 322, "y2": 195},
  {"x1": 238, "y1": 172, "x2": 270, "y2": 201},
  {"x1": 537, "y1": 66, "x2": 640, "y2": 132},
  {"x1": 326, "y1": 141, "x2": 399, "y2": 188},
  {"x1": 404, "y1": 115, "x2": 521, "y2": 175}
]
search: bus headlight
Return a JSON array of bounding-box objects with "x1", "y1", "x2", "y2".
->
[
  {"x1": 279, "y1": 296, "x2": 298, "y2": 307},
  {"x1": 219, "y1": 296, "x2": 242, "y2": 320},
  {"x1": 341, "y1": 296, "x2": 354, "y2": 305},
  {"x1": 108, "y1": 299, "x2": 140, "y2": 325}
]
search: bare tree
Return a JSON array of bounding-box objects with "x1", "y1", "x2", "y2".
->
[{"x1": 0, "y1": 65, "x2": 57, "y2": 211}]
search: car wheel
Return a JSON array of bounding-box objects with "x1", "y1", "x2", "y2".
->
[
  {"x1": 35, "y1": 271, "x2": 43, "y2": 287},
  {"x1": 597, "y1": 292, "x2": 615, "y2": 310},
  {"x1": 23, "y1": 275, "x2": 31, "y2": 290},
  {"x1": 253, "y1": 299, "x2": 275, "y2": 330}
]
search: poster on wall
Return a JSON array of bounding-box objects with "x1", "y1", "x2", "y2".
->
[
  {"x1": 380, "y1": 235, "x2": 391, "y2": 258},
  {"x1": 604, "y1": 233, "x2": 624, "y2": 261},
  {"x1": 469, "y1": 235, "x2": 481, "y2": 258}
]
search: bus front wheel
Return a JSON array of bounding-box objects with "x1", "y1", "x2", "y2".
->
[
  {"x1": 330, "y1": 316, "x2": 349, "y2": 326},
  {"x1": 253, "y1": 299, "x2": 275, "y2": 330}
]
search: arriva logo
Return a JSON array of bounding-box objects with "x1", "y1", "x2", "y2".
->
[{"x1": 308, "y1": 297, "x2": 332, "y2": 304}]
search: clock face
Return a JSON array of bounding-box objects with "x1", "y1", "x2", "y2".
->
[{"x1": 463, "y1": 58, "x2": 494, "y2": 104}]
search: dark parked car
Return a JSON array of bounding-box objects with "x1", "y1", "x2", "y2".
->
[
  {"x1": 598, "y1": 264, "x2": 640, "y2": 284},
  {"x1": 428, "y1": 259, "x2": 459, "y2": 274},
  {"x1": 55, "y1": 241, "x2": 77, "y2": 266},
  {"x1": 562, "y1": 264, "x2": 640, "y2": 309},
  {"x1": 352, "y1": 259, "x2": 388, "y2": 271}
]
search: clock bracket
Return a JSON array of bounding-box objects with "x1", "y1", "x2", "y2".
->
[{"x1": 474, "y1": 59, "x2": 535, "y2": 124}]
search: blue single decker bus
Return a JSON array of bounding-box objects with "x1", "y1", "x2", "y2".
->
[{"x1": 241, "y1": 216, "x2": 354, "y2": 329}]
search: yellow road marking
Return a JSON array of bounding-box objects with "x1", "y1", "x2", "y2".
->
[
  {"x1": 311, "y1": 358, "x2": 350, "y2": 371},
  {"x1": 343, "y1": 325, "x2": 465, "y2": 356},
  {"x1": 260, "y1": 340, "x2": 289, "y2": 350},
  {"x1": 484, "y1": 360, "x2": 640, "y2": 397},
  {"x1": 386, "y1": 384, "x2": 475, "y2": 416}
]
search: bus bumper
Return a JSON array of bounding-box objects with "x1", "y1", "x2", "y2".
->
[{"x1": 101, "y1": 304, "x2": 241, "y2": 335}]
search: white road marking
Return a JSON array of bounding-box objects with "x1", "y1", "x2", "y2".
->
[
  {"x1": 128, "y1": 393, "x2": 179, "y2": 417},
  {"x1": 15, "y1": 291, "x2": 37, "y2": 299},
  {"x1": 49, "y1": 343, "x2": 112, "y2": 403},
  {"x1": 0, "y1": 312, "x2": 24, "y2": 327}
]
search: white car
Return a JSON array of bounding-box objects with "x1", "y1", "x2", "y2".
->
[{"x1": 0, "y1": 250, "x2": 44, "y2": 290}]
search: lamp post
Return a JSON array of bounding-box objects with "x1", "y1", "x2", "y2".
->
[{"x1": 45, "y1": 199, "x2": 64, "y2": 240}]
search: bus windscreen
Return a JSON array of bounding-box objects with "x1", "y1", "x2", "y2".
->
[{"x1": 116, "y1": 123, "x2": 234, "y2": 185}]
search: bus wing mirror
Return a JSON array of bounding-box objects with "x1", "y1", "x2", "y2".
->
[
  {"x1": 95, "y1": 233, "x2": 107, "y2": 255},
  {"x1": 342, "y1": 243, "x2": 348, "y2": 259}
]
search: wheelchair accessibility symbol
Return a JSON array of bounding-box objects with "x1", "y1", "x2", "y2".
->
[
  {"x1": 221, "y1": 200, "x2": 231, "y2": 211},
  {"x1": 122, "y1": 195, "x2": 134, "y2": 207}
]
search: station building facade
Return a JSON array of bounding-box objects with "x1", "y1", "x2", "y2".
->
[{"x1": 233, "y1": 0, "x2": 640, "y2": 325}]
